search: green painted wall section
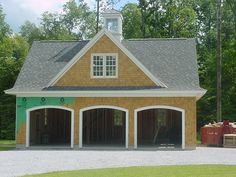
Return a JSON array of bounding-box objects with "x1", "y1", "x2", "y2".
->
[{"x1": 16, "y1": 97, "x2": 75, "y2": 135}]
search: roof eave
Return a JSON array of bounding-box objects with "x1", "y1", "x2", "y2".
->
[{"x1": 5, "y1": 89, "x2": 207, "y2": 100}]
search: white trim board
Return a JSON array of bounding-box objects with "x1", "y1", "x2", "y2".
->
[
  {"x1": 46, "y1": 28, "x2": 167, "y2": 88},
  {"x1": 6, "y1": 89, "x2": 207, "y2": 100},
  {"x1": 79, "y1": 105, "x2": 129, "y2": 149},
  {"x1": 134, "y1": 105, "x2": 185, "y2": 149},
  {"x1": 90, "y1": 53, "x2": 118, "y2": 78},
  {"x1": 26, "y1": 105, "x2": 74, "y2": 148}
]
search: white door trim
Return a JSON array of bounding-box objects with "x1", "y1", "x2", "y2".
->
[
  {"x1": 26, "y1": 105, "x2": 74, "y2": 148},
  {"x1": 134, "y1": 105, "x2": 185, "y2": 149},
  {"x1": 79, "y1": 105, "x2": 129, "y2": 149}
]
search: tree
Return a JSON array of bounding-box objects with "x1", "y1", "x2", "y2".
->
[
  {"x1": 225, "y1": 0, "x2": 236, "y2": 41},
  {"x1": 20, "y1": 21, "x2": 43, "y2": 45},
  {"x1": 0, "y1": 58, "x2": 24, "y2": 139},
  {"x1": 107, "y1": 0, "x2": 120, "y2": 8},
  {"x1": 0, "y1": 35, "x2": 29, "y2": 139},
  {"x1": 196, "y1": 0, "x2": 236, "y2": 126},
  {"x1": 62, "y1": 0, "x2": 96, "y2": 39},
  {"x1": 19, "y1": 1, "x2": 97, "y2": 42},
  {"x1": 0, "y1": 4, "x2": 11, "y2": 41},
  {"x1": 0, "y1": 4, "x2": 29, "y2": 139},
  {"x1": 139, "y1": 0, "x2": 148, "y2": 37},
  {"x1": 122, "y1": 3, "x2": 142, "y2": 39},
  {"x1": 220, "y1": 0, "x2": 236, "y2": 121},
  {"x1": 136, "y1": 0, "x2": 197, "y2": 38},
  {"x1": 40, "y1": 11, "x2": 69, "y2": 40}
]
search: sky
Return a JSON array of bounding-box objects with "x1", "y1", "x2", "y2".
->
[{"x1": 0, "y1": 0, "x2": 137, "y2": 33}]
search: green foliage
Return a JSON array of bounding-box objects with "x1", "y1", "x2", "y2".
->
[
  {"x1": 135, "y1": 0, "x2": 197, "y2": 38},
  {"x1": 0, "y1": 4, "x2": 29, "y2": 140},
  {"x1": 0, "y1": 140, "x2": 15, "y2": 145},
  {"x1": 20, "y1": 21, "x2": 43, "y2": 45},
  {"x1": 40, "y1": 11, "x2": 70, "y2": 40},
  {"x1": 0, "y1": 140, "x2": 15, "y2": 151},
  {"x1": 0, "y1": 58, "x2": 24, "y2": 139},
  {"x1": 122, "y1": 3, "x2": 142, "y2": 39},
  {"x1": 0, "y1": 5, "x2": 11, "y2": 40},
  {"x1": 196, "y1": 0, "x2": 236, "y2": 127},
  {"x1": 20, "y1": 0, "x2": 97, "y2": 42},
  {"x1": 62, "y1": 0, "x2": 97, "y2": 39},
  {"x1": 0, "y1": 33, "x2": 29, "y2": 60}
]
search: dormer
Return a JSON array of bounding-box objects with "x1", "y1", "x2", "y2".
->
[{"x1": 101, "y1": 9, "x2": 123, "y2": 41}]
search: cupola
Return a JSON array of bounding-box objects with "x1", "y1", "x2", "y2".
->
[{"x1": 101, "y1": 9, "x2": 123, "y2": 41}]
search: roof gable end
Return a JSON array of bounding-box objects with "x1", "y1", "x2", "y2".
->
[{"x1": 47, "y1": 28, "x2": 167, "y2": 88}]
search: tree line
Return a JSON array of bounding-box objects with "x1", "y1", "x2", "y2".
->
[{"x1": 0, "y1": 0, "x2": 235, "y2": 139}]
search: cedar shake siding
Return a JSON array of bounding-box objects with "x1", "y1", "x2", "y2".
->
[{"x1": 55, "y1": 35, "x2": 156, "y2": 87}]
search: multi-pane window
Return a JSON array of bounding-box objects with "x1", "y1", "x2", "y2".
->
[
  {"x1": 106, "y1": 56, "x2": 116, "y2": 76},
  {"x1": 92, "y1": 54, "x2": 117, "y2": 78},
  {"x1": 106, "y1": 18, "x2": 118, "y2": 32},
  {"x1": 92, "y1": 56, "x2": 104, "y2": 77}
]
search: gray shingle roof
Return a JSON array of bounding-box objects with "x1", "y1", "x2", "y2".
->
[
  {"x1": 11, "y1": 40, "x2": 88, "y2": 91},
  {"x1": 122, "y1": 38, "x2": 201, "y2": 90},
  {"x1": 102, "y1": 9, "x2": 121, "y2": 14},
  {"x1": 9, "y1": 37, "x2": 202, "y2": 92}
]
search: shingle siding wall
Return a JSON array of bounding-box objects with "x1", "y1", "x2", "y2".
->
[
  {"x1": 16, "y1": 97, "x2": 196, "y2": 150},
  {"x1": 16, "y1": 124, "x2": 26, "y2": 145},
  {"x1": 54, "y1": 35, "x2": 156, "y2": 87}
]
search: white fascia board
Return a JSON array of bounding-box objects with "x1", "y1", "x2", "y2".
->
[
  {"x1": 8, "y1": 90, "x2": 206, "y2": 100},
  {"x1": 46, "y1": 28, "x2": 167, "y2": 88}
]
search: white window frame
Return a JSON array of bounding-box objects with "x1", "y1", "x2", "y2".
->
[
  {"x1": 105, "y1": 18, "x2": 118, "y2": 32},
  {"x1": 91, "y1": 53, "x2": 118, "y2": 78}
]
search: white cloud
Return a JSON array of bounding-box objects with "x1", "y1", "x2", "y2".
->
[
  {"x1": 1, "y1": 0, "x2": 69, "y2": 32},
  {"x1": 19, "y1": 0, "x2": 68, "y2": 14},
  {"x1": 84, "y1": 0, "x2": 96, "y2": 10},
  {"x1": 0, "y1": 0, "x2": 137, "y2": 32}
]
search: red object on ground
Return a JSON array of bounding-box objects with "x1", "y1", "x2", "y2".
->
[
  {"x1": 205, "y1": 127, "x2": 223, "y2": 146},
  {"x1": 230, "y1": 127, "x2": 236, "y2": 134},
  {"x1": 201, "y1": 127, "x2": 208, "y2": 145},
  {"x1": 222, "y1": 125, "x2": 231, "y2": 134},
  {"x1": 223, "y1": 120, "x2": 229, "y2": 126},
  {"x1": 201, "y1": 121, "x2": 236, "y2": 146}
]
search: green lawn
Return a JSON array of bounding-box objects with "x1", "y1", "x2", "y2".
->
[
  {"x1": 24, "y1": 165, "x2": 236, "y2": 177},
  {"x1": 0, "y1": 140, "x2": 15, "y2": 151}
]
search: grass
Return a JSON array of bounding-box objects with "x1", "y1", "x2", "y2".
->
[
  {"x1": 196, "y1": 132, "x2": 202, "y2": 145},
  {"x1": 0, "y1": 140, "x2": 15, "y2": 151},
  {"x1": 24, "y1": 165, "x2": 236, "y2": 177},
  {"x1": 0, "y1": 140, "x2": 15, "y2": 145}
]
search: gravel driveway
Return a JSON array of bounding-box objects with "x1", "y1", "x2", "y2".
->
[{"x1": 0, "y1": 147, "x2": 236, "y2": 177}]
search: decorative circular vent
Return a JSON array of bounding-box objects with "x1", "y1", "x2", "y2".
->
[
  {"x1": 41, "y1": 97, "x2": 46, "y2": 102},
  {"x1": 60, "y1": 97, "x2": 65, "y2": 103}
]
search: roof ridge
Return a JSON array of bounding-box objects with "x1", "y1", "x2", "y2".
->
[
  {"x1": 35, "y1": 40, "x2": 90, "y2": 43},
  {"x1": 124, "y1": 38, "x2": 193, "y2": 41},
  {"x1": 102, "y1": 8, "x2": 121, "y2": 14}
]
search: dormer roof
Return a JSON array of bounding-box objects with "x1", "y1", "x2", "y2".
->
[{"x1": 102, "y1": 9, "x2": 122, "y2": 15}]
